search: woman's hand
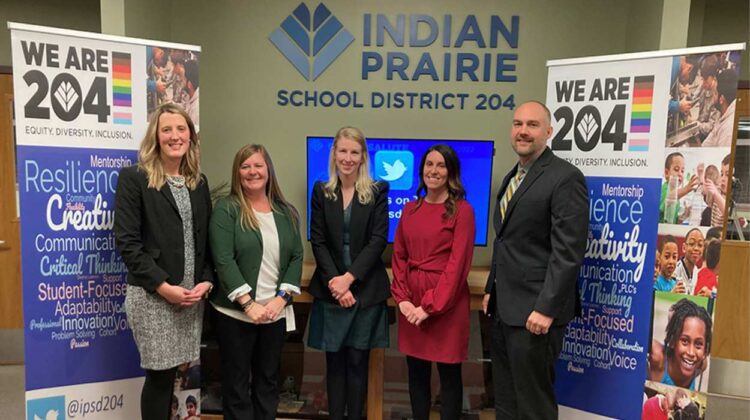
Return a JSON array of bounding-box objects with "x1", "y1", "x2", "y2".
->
[
  {"x1": 328, "y1": 273, "x2": 354, "y2": 299},
  {"x1": 338, "y1": 290, "x2": 356, "y2": 308},
  {"x1": 407, "y1": 306, "x2": 429, "y2": 326},
  {"x1": 157, "y1": 282, "x2": 199, "y2": 306},
  {"x1": 398, "y1": 301, "x2": 416, "y2": 318},
  {"x1": 244, "y1": 302, "x2": 266, "y2": 323},
  {"x1": 264, "y1": 297, "x2": 287, "y2": 321},
  {"x1": 189, "y1": 281, "x2": 213, "y2": 300}
]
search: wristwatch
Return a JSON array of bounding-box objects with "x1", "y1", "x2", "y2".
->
[{"x1": 276, "y1": 289, "x2": 293, "y2": 304}]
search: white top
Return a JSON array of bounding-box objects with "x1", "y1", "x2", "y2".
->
[
  {"x1": 674, "y1": 258, "x2": 699, "y2": 295},
  {"x1": 255, "y1": 210, "x2": 281, "y2": 300},
  {"x1": 212, "y1": 209, "x2": 295, "y2": 331},
  {"x1": 702, "y1": 100, "x2": 736, "y2": 147}
]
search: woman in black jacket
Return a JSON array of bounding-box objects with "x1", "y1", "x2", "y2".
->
[
  {"x1": 307, "y1": 127, "x2": 390, "y2": 420},
  {"x1": 114, "y1": 104, "x2": 213, "y2": 420}
]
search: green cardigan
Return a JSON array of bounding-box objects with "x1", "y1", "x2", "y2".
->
[{"x1": 209, "y1": 196, "x2": 303, "y2": 310}]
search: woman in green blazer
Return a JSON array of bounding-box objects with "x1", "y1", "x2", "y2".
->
[{"x1": 209, "y1": 144, "x2": 303, "y2": 420}]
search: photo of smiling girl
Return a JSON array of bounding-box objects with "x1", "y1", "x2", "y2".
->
[{"x1": 648, "y1": 296, "x2": 712, "y2": 391}]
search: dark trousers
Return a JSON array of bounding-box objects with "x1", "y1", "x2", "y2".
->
[
  {"x1": 141, "y1": 366, "x2": 177, "y2": 420},
  {"x1": 214, "y1": 310, "x2": 286, "y2": 420},
  {"x1": 406, "y1": 355, "x2": 463, "y2": 420},
  {"x1": 326, "y1": 347, "x2": 370, "y2": 420},
  {"x1": 490, "y1": 318, "x2": 565, "y2": 420}
]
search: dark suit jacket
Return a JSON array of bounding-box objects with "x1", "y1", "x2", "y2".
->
[
  {"x1": 114, "y1": 166, "x2": 214, "y2": 293},
  {"x1": 308, "y1": 181, "x2": 390, "y2": 308},
  {"x1": 485, "y1": 147, "x2": 589, "y2": 326}
]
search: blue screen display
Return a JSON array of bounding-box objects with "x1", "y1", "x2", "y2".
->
[{"x1": 307, "y1": 137, "x2": 495, "y2": 245}]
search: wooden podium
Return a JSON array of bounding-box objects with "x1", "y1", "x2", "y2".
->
[{"x1": 712, "y1": 240, "x2": 750, "y2": 361}]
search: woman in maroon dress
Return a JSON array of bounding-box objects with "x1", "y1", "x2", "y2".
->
[{"x1": 391, "y1": 144, "x2": 475, "y2": 420}]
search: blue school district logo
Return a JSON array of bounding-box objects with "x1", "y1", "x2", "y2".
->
[
  {"x1": 269, "y1": 3, "x2": 354, "y2": 81},
  {"x1": 27, "y1": 396, "x2": 65, "y2": 420},
  {"x1": 375, "y1": 150, "x2": 413, "y2": 190}
]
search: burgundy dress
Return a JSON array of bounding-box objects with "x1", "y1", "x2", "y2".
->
[{"x1": 390, "y1": 199, "x2": 475, "y2": 364}]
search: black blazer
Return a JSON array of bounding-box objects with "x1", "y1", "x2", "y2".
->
[
  {"x1": 485, "y1": 148, "x2": 589, "y2": 326},
  {"x1": 308, "y1": 180, "x2": 390, "y2": 308},
  {"x1": 114, "y1": 166, "x2": 214, "y2": 293}
]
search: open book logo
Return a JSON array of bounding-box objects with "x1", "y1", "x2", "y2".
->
[{"x1": 269, "y1": 3, "x2": 354, "y2": 81}]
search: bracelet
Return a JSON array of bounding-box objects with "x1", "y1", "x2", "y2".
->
[
  {"x1": 276, "y1": 289, "x2": 293, "y2": 304},
  {"x1": 240, "y1": 298, "x2": 254, "y2": 311}
]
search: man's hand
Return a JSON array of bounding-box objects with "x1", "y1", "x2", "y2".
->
[
  {"x1": 526, "y1": 311, "x2": 553, "y2": 335},
  {"x1": 482, "y1": 293, "x2": 491, "y2": 315}
]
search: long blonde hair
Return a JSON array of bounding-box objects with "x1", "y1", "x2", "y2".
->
[
  {"x1": 137, "y1": 104, "x2": 201, "y2": 190},
  {"x1": 229, "y1": 144, "x2": 299, "y2": 231},
  {"x1": 323, "y1": 127, "x2": 375, "y2": 204}
]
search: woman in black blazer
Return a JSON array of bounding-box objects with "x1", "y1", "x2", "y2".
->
[
  {"x1": 307, "y1": 127, "x2": 390, "y2": 420},
  {"x1": 114, "y1": 104, "x2": 214, "y2": 420}
]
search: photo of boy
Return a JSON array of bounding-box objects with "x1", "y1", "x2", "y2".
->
[
  {"x1": 661, "y1": 152, "x2": 698, "y2": 224},
  {"x1": 703, "y1": 154, "x2": 731, "y2": 227},
  {"x1": 654, "y1": 235, "x2": 685, "y2": 293},
  {"x1": 700, "y1": 164, "x2": 720, "y2": 226},
  {"x1": 674, "y1": 228, "x2": 705, "y2": 294},
  {"x1": 183, "y1": 394, "x2": 200, "y2": 420}
]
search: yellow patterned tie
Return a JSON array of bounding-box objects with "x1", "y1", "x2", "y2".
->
[{"x1": 500, "y1": 168, "x2": 525, "y2": 221}]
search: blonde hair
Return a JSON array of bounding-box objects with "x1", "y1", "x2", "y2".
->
[
  {"x1": 323, "y1": 127, "x2": 376, "y2": 204},
  {"x1": 137, "y1": 104, "x2": 202, "y2": 190},
  {"x1": 228, "y1": 144, "x2": 299, "y2": 231}
]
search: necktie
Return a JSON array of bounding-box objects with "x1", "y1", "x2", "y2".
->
[{"x1": 500, "y1": 168, "x2": 525, "y2": 221}]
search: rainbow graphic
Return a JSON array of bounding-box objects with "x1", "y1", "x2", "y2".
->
[
  {"x1": 112, "y1": 52, "x2": 132, "y2": 125},
  {"x1": 628, "y1": 75, "x2": 654, "y2": 151}
]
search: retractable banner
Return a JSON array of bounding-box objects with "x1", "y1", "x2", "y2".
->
[
  {"x1": 9, "y1": 23, "x2": 200, "y2": 419},
  {"x1": 547, "y1": 44, "x2": 744, "y2": 420}
]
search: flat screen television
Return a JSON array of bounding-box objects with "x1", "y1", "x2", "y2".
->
[{"x1": 306, "y1": 137, "x2": 495, "y2": 245}]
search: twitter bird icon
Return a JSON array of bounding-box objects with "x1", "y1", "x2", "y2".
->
[
  {"x1": 375, "y1": 150, "x2": 413, "y2": 190},
  {"x1": 27, "y1": 396, "x2": 65, "y2": 420}
]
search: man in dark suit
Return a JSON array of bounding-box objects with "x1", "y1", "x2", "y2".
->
[{"x1": 483, "y1": 101, "x2": 589, "y2": 419}]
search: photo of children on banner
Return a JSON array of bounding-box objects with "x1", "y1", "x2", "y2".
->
[
  {"x1": 642, "y1": 383, "x2": 706, "y2": 420},
  {"x1": 146, "y1": 46, "x2": 200, "y2": 126},
  {"x1": 171, "y1": 395, "x2": 180, "y2": 420},
  {"x1": 168, "y1": 361, "x2": 201, "y2": 419},
  {"x1": 665, "y1": 51, "x2": 741, "y2": 148},
  {"x1": 648, "y1": 293, "x2": 712, "y2": 392},
  {"x1": 175, "y1": 360, "x2": 201, "y2": 391},
  {"x1": 660, "y1": 148, "x2": 732, "y2": 227},
  {"x1": 171, "y1": 390, "x2": 201, "y2": 420},
  {"x1": 653, "y1": 227, "x2": 723, "y2": 295}
]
